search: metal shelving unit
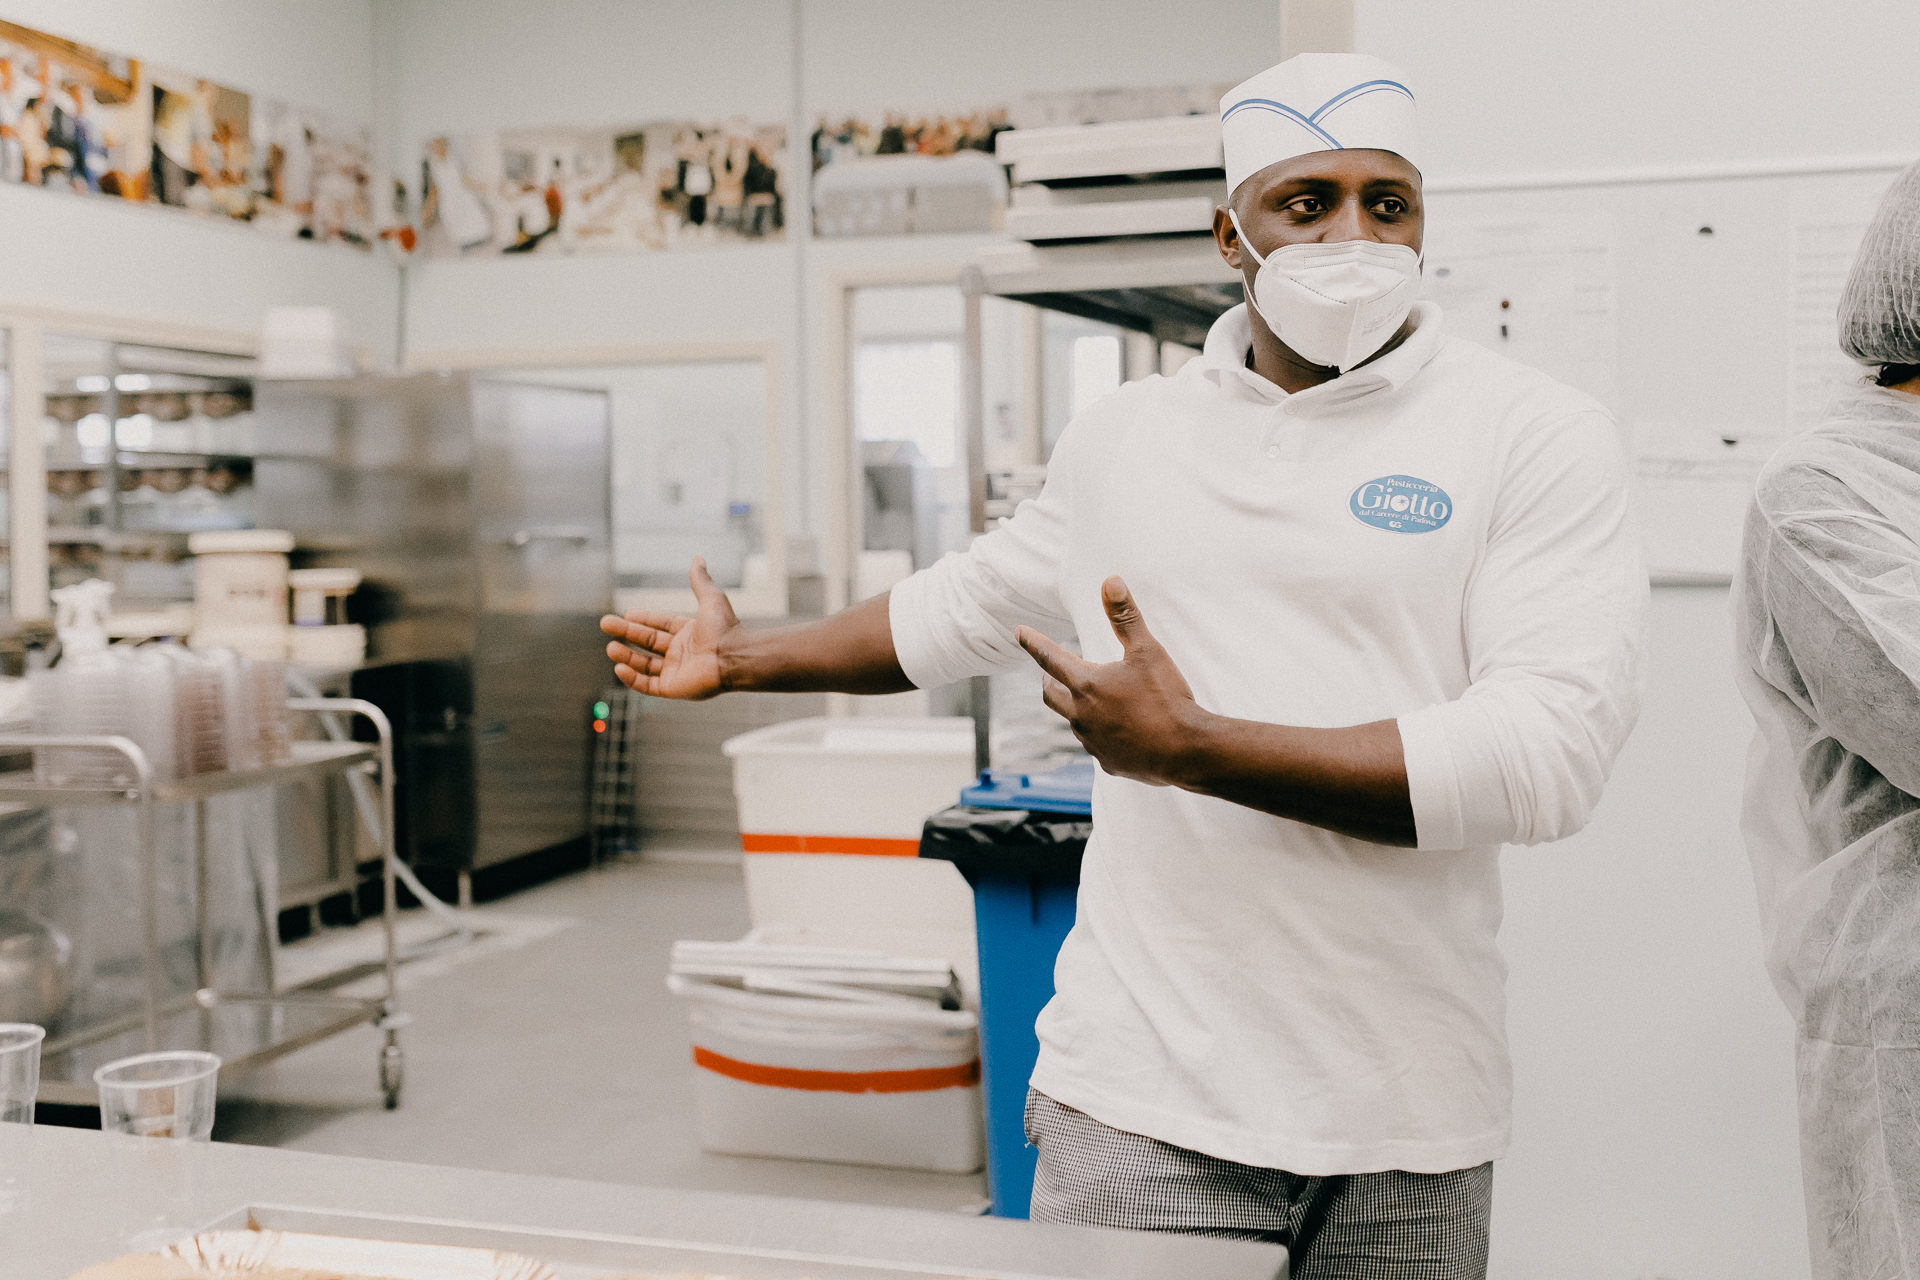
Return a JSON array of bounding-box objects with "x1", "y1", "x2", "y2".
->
[
  {"x1": 959, "y1": 235, "x2": 1244, "y2": 352},
  {"x1": 3, "y1": 697, "x2": 408, "y2": 1110},
  {"x1": 954, "y1": 235, "x2": 1245, "y2": 768}
]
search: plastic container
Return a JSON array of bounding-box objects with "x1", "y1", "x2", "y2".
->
[
  {"x1": 668, "y1": 973, "x2": 982, "y2": 1172},
  {"x1": 94, "y1": 1050, "x2": 220, "y2": 1141},
  {"x1": 0, "y1": 1023, "x2": 45, "y2": 1126},
  {"x1": 287, "y1": 623, "x2": 366, "y2": 669},
  {"x1": 30, "y1": 651, "x2": 122, "y2": 786},
  {"x1": 30, "y1": 642, "x2": 288, "y2": 784},
  {"x1": 190, "y1": 529, "x2": 294, "y2": 659},
  {"x1": 28, "y1": 597, "x2": 180, "y2": 786},
  {"x1": 286, "y1": 567, "x2": 367, "y2": 669},
  {"x1": 31, "y1": 656, "x2": 180, "y2": 786},
  {"x1": 961, "y1": 758, "x2": 1097, "y2": 815},
  {"x1": 919, "y1": 759, "x2": 1093, "y2": 1218},
  {"x1": 210, "y1": 650, "x2": 291, "y2": 772},
  {"x1": 287, "y1": 567, "x2": 361, "y2": 627},
  {"x1": 163, "y1": 645, "x2": 231, "y2": 775},
  {"x1": 721, "y1": 717, "x2": 981, "y2": 997}
]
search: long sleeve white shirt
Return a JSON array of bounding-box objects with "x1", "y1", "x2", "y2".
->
[{"x1": 889, "y1": 302, "x2": 1646, "y2": 1174}]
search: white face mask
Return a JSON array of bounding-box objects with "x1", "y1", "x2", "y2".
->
[{"x1": 1228, "y1": 209, "x2": 1423, "y2": 372}]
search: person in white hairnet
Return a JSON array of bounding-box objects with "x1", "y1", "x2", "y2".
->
[
  {"x1": 604, "y1": 53, "x2": 1646, "y2": 1276},
  {"x1": 1737, "y1": 159, "x2": 1920, "y2": 1279}
]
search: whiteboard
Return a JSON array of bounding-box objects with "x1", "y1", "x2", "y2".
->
[{"x1": 1420, "y1": 163, "x2": 1906, "y2": 582}]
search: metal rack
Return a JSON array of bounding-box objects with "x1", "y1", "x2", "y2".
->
[
  {"x1": 954, "y1": 235, "x2": 1245, "y2": 768},
  {"x1": 959, "y1": 235, "x2": 1243, "y2": 354},
  {"x1": 2, "y1": 697, "x2": 408, "y2": 1110}
]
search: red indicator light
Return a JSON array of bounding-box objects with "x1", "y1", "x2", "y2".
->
[{"x1": 593, "y1": 719, "x2": 607, "y2": 733}]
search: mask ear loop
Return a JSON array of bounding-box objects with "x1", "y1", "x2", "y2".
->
[
  {"x1": 1227, "y1": 207, "x2": 1268, "y2": 268},
  {"x1": 1227, "y1": 206, "x2": 1276, "y2": 332}
]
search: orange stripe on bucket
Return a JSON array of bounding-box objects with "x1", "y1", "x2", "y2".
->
[
  {"x1": 740, "y1": 833, "x2": 922, "y2": 857},
  {"x1": 693, "y1": 1047, "x2": 979, "y2": 1094}
]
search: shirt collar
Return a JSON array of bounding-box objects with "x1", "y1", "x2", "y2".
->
[{"x1": 1195, "y1": 301, "x2": 1446, "y2": 411}]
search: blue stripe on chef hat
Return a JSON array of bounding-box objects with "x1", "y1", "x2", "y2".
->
[{"x1": 1219, "y1": 54, "x2": 1419, "y2": 196}]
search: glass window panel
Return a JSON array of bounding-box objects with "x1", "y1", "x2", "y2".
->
[
  {"x1": 849, "y1": 282, "x2": 1008, "y2": 569},
  {"x1": 854, "y1": 341, "x2": 959, "y2": 468},
  {"x1": 499, "y1": 362, "x2": 768, "y2": 592},
  {"x1": 1040, "y1": 311, "x2": 1128, "y2": 458}
]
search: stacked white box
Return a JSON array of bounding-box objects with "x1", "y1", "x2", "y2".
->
[
  {"x1": 720, "y1": 717, "x2": 979, "y2": 999},
  {"x1": 995, "y1": 114, "x2": 1227, "y2": 245},
  {"x1": 994, "y1": 114, "x2": 1223, "y2": 185},
  {"x1": 669, "y1": 938, "x2": 982, "y2": 1173}
]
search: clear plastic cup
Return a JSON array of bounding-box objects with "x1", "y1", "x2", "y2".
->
[
  {"x1": 94, "y1": 1051, "x2": 220, "y2": 1141},
  {"x1": 0, "y1": 1025, "x2": 44, "y2": 1126}
]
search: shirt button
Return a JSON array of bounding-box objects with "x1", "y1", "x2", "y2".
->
[{"x1": 1266, "y1": 445, "x2": 1280, "y2": 459}]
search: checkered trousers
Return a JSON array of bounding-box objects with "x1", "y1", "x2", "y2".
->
[{"x1": 1024, "y1": 1090, "x2": 1493, "y2": 1280}]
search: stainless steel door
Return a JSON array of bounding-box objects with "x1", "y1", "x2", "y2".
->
[{"x1": 469, "y1": 379, "x2": 612, "y2": 869}]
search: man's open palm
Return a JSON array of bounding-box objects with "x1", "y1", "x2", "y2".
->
[{"x1": 600, "y1": 557, "x2": 738, "y2": 700}]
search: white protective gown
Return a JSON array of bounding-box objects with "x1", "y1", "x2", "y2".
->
[{"x1": 1736, "y1": 382, "x2": 1920, "y2": 1278}]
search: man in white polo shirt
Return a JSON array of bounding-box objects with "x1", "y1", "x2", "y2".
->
[{"x1": 604, "y1": 52, "x2": 1644, "y2": 1277}]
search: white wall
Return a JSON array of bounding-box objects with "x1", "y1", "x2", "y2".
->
[
  {"x1": 395, "y1": 0, "x2": 1278, "y2": 549},
  {"x1": 1358, "y1": 0, "x2": 1920, "y2": 182},
  {"x1": 0, "y1": 1, "x2": 398, "y2": 353},
  {"x1": 13, "y1": 0, "x2": 377, "y2": 121},
  {"x1": 1348, "y1": 2, "x2": 1920, "y2": 1273},
  {"x1": 798, "y1": 0, "x2": 1275, "y2": 117},
  {"x1": 1495, "y1": 589, "x2": 1805, "y2": 1277},
  {"x1": 383, "y1": 0, "x2": 791, "y2": 171}
]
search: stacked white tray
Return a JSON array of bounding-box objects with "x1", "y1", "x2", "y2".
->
[{"x1": 995, "y1": 114, "x2": 1226, "y2": 244}]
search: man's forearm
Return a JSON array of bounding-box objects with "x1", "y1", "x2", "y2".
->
[
  {"x1": 718, "y1": 592, "x2": 917, "y2": 695},
  {"x1": 1169, "y1": 715, "x2": 1416, "y2": 847}
]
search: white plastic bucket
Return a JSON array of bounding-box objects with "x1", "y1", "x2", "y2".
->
[
  {"x1": 670, "y1": 975, "x2": 984, "y2": 1173},
  {"x1": 190, "y1": 529, "x2": 294, "y2": 633},
  {"x1": 721, "y1": 717, "x2": 979, "y2": 998}
]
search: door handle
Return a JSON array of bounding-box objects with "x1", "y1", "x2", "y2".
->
[{"x1": 507, "y1": 527, "x2": 593, "y2": 548}]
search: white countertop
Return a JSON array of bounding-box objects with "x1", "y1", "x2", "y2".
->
[{"x1": 4, "y1": 1124, "x2": 1287, "y2": 1280}]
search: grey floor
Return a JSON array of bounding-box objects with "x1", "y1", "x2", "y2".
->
[{"x1": 213, "y1": 859, "x2": 990, "y2": 1214}]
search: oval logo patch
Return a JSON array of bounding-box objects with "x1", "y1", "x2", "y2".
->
[{"x1": 1349, "y1": 475, "x2": 1453, "y2": 534}]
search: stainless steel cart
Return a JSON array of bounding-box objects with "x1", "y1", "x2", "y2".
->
[{"x1": 2, "y1": 698, "x2": 408, "y2": 1110}]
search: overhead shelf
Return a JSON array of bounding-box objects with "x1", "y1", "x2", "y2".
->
[
  {"x1": 46, "y1": 526, "x2": 198, "y2": 550},
  {"x1": 960, "y1": 235, "x2": 1243, "y2": 349}
]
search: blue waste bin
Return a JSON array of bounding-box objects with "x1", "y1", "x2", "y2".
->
[{"x1": 919, "y1": 759, "x2": 1093, "y2": 1218}]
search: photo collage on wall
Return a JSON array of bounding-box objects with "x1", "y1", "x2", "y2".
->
[
  {"x1": 808, "y1": 82, "x2": 1234, "y2": 239},
  {"x1": 417, "y1": 119, "x2": 788, "y2": 258},
  {"x1": 809, "y1": 104, "x2": 1011, "y2": 237},
  {"x1": 0, "y1": 17, "x2": 376, "y2": 248},
  {"x1": 0, "y1": 19, "x2": 1233, "y2": 261}
]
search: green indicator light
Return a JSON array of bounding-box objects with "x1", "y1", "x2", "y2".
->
[{"x1": 592, "y1": 701, "x2": 609, "y2": 719}]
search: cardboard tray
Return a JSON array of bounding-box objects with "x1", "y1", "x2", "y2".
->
[{"x1": 117, "y1": 1204, "x2": 1013, "y2": 1280}]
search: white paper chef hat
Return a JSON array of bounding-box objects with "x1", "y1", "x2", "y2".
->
[{"x1": 1219, "y1": 53, "x2": 1419, "y2": 196}]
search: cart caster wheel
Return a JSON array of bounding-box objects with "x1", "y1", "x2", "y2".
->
[{"x1": 380, "y1": 1041, "x2": 404, "y2": 1110}]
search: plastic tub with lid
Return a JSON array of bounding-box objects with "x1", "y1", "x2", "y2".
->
[
  {"x1": 189, "y1": 529, "x2": 293, "y2": 659},
  {"x1": 720, "y1": 717, "x2": 979, "y2": 999}
]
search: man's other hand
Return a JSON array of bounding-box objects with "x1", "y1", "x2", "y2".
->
[
  {"x1": 599, "y1": 557, "x2": 738, "y2": 700},
  {"x1": 1016, "y1": 577, "x2": 1205, "y2": 787}
]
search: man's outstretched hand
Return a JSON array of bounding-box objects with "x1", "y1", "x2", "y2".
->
[
  {"x1": 1016, "y1": 576, "x2": 1205, "y2": 787},
  {"x1": 600, "y1": 557, "x2": 739, "y2": 700}
]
